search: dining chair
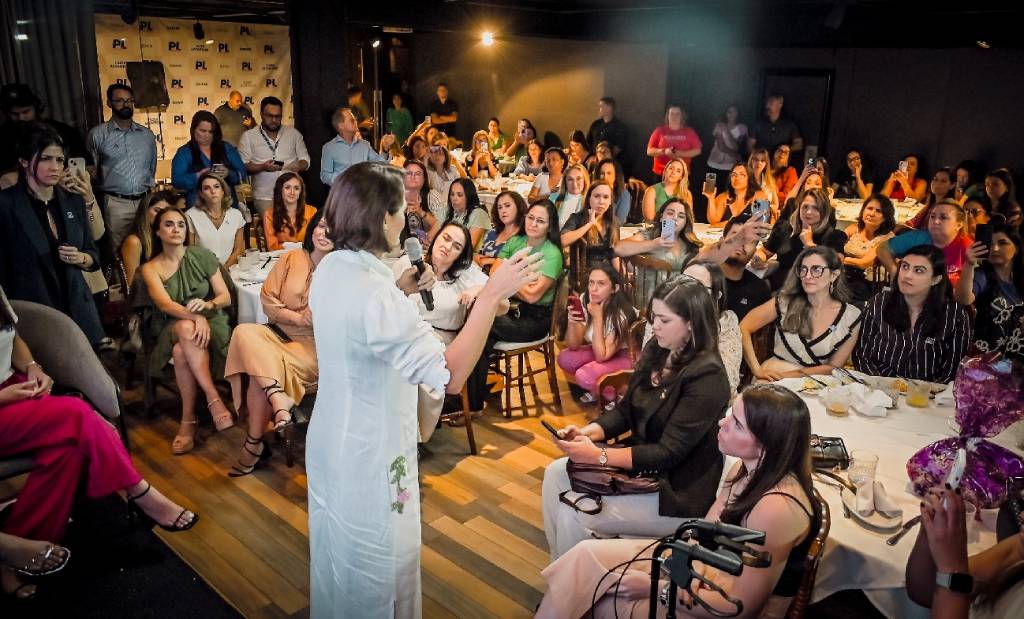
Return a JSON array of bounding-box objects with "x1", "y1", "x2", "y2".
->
[
  {"x1": 785, "y1": 490, "x2": 832, "y2": 618},
  {"x1": 621, "y1": 254, "x2": 675, "y2": 319}
]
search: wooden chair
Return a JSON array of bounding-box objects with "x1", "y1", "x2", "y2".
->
[
  {"x1": 739, "y1": 322, "x2": 775, "y2": 387},
  {"x1": 491, "y1": 335, "x2": 562, "y2": 418},
  {"x1": 620, "y1": 254, "x2": 675, "y2": 319},
  {"x1": 593, "y1": 319, "x2": 646, "y2": 417},
  {"x1": 439, "y1": 385, "x2": 478, "y2": 455},
  {"x1": 785, "y1": 490, "x2": 832, "y2": 619},
  {"x1": 625, "y1": 178, "x2": 648, "y2": 224}
]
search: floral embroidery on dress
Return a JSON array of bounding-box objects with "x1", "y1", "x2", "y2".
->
[{"x1": 389, "y1": 455, "x2": 411, "y2": 514}]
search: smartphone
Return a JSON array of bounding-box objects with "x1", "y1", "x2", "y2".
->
[
  {"x1": 703, "y1": 173, "x2": 716, "y2": 194},
  {"x1": 424, "y1": 115, "x2": 431, "y2": 123},
  {"x1": 67, "y1": 157, "x2": 86, "y2": 174},
  {"x1": 540, "y1": 419, "x2": 562, "y2": 439},
  {"x1": 899, "y1": 160, "x2": 909, "y2": 174},
  {"x1": 265, "y1": 323, "x2": 293, "y2": 343},
  {"x1": 567, "y1": 295, "x2": 586, "y2": 320},
  {"x1": 751, "y1": 198, "x2": 771, "y2": 223},
  {"x1": 806, "y1": 157, "x2": 817, "y2": 167},
  {"x1": 805, "y1": 145, "x2": 819, "y2": 161},
  {"x1": 660, "y1": 217, "x2": 677, "y2": 240},
  {"x1": 975, "y1": 223, "x2": 992, "y2": 256},
  {"x1": 271, "y1": 159, "x2": 284, "y2": 167}
]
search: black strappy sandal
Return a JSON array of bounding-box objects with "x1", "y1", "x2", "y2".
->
[
  {"x1": 228, "y1": 434, "x2": 272, "y2": 477},
  {"x1": 260, "y1": 381, "x2": 299, "y2": 433},
  {"x1": 126, "y1": 482, "x2": 200, "y2": 532}
]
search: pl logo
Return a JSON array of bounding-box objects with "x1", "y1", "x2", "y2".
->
[
  {"x1": 265, "y1": 78, "x2": 278, "y2": 88},
  {"x1": 220, "y1": 79, "x2": 232, "y2": 88},
  {"x1": 112, "y1": 39, "x2": 127, "y2": 49},
  {"x1": 240, "y1": 26, "x2": 252, "y2": 36},
  {"x1": 241, "y1": 61, "x2": 252, "y2": 71},
  {"x1": 170, "y1": 79, "x2": 183, "y2": 89},
  {"x1": 218, "y1": 43, "x2": 230, "y2": 53},
  {"x1": 173, "y1": 115, "x2": 185, "y2": 125},
  {"x1": 195, "y1": 60, "x2": 207, "y2": 71},
  {"x1": 263, "y1": 44, "x2": 274, "y2": 54},
  {"x1": 197, "y1": 97, "x2": 209, "y2": 106},
  {"x1": 168, "y1": 41, "x2": 181, "y2": 51}
]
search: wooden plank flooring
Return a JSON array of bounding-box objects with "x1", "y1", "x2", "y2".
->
[{"x1": 116, "y1": 351, "x2": 585, "y2": 618}]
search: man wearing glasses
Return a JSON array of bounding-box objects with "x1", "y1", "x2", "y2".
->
[
  {"x1": 239, "y1": 96, "x2": 311, "y2": 215},
  {"x1": 86, "y1": 83, "x2": 157, "y2": 248}
]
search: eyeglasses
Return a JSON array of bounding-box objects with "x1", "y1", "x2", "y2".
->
[
  {"x1": 847, "y1": 156, "x2": 861, "y2": 162},
  {"x1": 428, "y1": 146, "x2": 444, "y2": 154},
  {"x1": 797, "y1": 265, "x2": 831, "y2": 278},
  {"x1": 404, "y1": 170, "x2": 424, "y2": 177},
  {"x1": 110, "y1": 98, "x2": 135, "y2": 105}
]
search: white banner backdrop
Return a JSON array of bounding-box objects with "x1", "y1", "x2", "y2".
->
[{"x1": 94, "y1": 14, "x2": 293, "y2": 162}]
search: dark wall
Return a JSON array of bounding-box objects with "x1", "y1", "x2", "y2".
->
[{"x1": 667, "y1": 46, "x2": 1024, "y2": 198}]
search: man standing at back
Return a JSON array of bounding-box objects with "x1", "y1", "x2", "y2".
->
[
  {"x1": 238, "y1": 96, "x2": 310, "y2": 215},
  {"x1": 586, "y1": 96, "x2": 629, "y2": 163},
  {"x1": 0, "y1": 83, "x2": 93, "y2": 174},
  {"x1": 214, "y1": 90, "x2": 254, "y2": 146},
  {"x1": 747, "y1": 93, "x2": 802, "y2": 157},
  {"x1": 86, "y1": 83, "x2": 157, "y2": 249},
  {"x1": 319, "y1": 107, "x2": 394, "y2": 188},
  {"x1": 427, "y1": 83, "x2": 459, "y2": 140}
]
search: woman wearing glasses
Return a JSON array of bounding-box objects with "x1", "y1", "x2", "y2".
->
[{"x1": 740, "y1": 246, "x2": 862, "y2": 382}]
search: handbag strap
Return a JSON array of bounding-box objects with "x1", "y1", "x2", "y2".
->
[{"x1": 558, "y1": 490, "x2": 603, "y2": 515}]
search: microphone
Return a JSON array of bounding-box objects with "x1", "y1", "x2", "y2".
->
[{"x1": 404, "y1": 237, "x2": 434, "y2": 311}]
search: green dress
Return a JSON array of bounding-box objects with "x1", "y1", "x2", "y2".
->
[{"x1": 146, "y1": 246, "x2": 231, "y2": 379}]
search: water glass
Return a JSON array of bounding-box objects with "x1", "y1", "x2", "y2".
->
[
  {"x1": 906, "y1": 382, "x2": 931, "y2": 408},
  {"x1": 848, "y1": 450, "x2": 879, "y2": 486}
]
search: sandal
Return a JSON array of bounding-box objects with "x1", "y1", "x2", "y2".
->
[
  {"x1": 171, "y1": 419, "x2": 198, "y2": 455},
  {"x1": 260, "y1": 381, "x2": 298, "y2": 434},
  {"x1": 208, "y1": 398, "x2": 235, "y2": 432},
  {"x1": 126, "y1": 482, "x2": 200, "y2": 532},
  {"x1": 443, "y1": 409, "x2": 483, "y2": 427},
  {"x1": 228, "y1": 435, "x2": 272, "y2": 477},
  {"x1": 10, "y1": 545, "x2": 70, "y2": 577}
]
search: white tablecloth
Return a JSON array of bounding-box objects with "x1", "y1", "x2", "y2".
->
[
  {"x1": 833, "y1": 198, "x2": 923, "y2": 228},
  {"x1": 786, "y1": 377, "x2": 1022, "y2": 617},
  {"x1": 474, "y1": 178, "x2": 534, "y2": 206},
  {"x1": 229, "y1": 251, "x2": 283, "y2": 324}
]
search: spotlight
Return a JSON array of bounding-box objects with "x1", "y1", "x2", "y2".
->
[
  {"x1": 205, "y1": 39, "x2": 215, "y2": 45},
  {"x1": 193, "y1": 21, "x2": 204, "y2": 40},
  {"x1": 371, "y1": 39, "x2": 381, "y2": 48},
  {"x1": 14, "y1": 33, "x2": 28, "y2": 41},
  {"x1": 481, "y1": 31, "x2": 494, "y2": 46},
  {"x1": 976, "y1": 40, "x2": 991, "y2": 49}
]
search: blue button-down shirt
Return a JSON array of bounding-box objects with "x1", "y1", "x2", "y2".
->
[
  {"x1": 319, "y1": 135, "x2": 389, "y2": 186},
  {"x1": 86, "y1": 119, "x2": 157, "y2": 195}
]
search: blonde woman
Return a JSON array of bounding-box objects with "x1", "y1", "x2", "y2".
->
[
  {"x1": 185, "y1": 172, "x2": 245, "y2": 267},
  {"x1": 641, "y1": 157, "x2": 692, "y2": 221},
  {"x1": 550, "y1": 164, "x2": 590, "y2": 229},
  {"x1": 466, "y1": 130, "x2": 499, "y2": 179},
  {"x1": 748, "y1": 147, "x2": 779, "y2": 218}
]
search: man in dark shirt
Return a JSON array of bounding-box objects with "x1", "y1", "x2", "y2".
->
[
  {"x1": 347, "y1": 85, "x2": 375, "y2": 140},
  {"x1": 720, "y1": 219, "x2": 771, "y2": 321},
  {"x1": 0, "y1": 83, "x2": 92, "y2": 173},
  {"x1": 427, "y1": 83, "x2": 459, "y2": 140},
  {"x1": 586, "y1": 96, "x2": 629, "y2": 161},
  {"x1": 747, "y1": 93, "x2": 802, "y2": 157},
  {"x1": 213, "y1": 90, "x2": 254, "y2": 146}
]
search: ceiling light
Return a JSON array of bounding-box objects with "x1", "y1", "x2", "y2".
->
[
  {"x1": 205, "y1": 39, "x2": 215, "y2": 45},
  {"x1": 481, "y1": 31, "x2": 494, "y2": 46},
  {"x1": 976, "y1": 40, "x2": 991, "y2": 49},
  {"x1": 14, "y1": 33, "x2": 28, "y2": 41},
  {"x1": 371, "y1": 39, "x2": 381, "y2": 48}
]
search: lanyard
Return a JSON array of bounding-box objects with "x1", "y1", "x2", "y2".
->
[{"x1": 259, "y1": 126, "x2": 279, "y2": 159}]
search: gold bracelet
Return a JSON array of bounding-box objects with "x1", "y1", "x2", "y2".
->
[{"x1": 26, "y1": 360, "x2": 42, "y2": 372}]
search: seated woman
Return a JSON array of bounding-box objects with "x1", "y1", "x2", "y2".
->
[
  {"x1": 833, "y1": 149, "x2": 874, "y2": 200},
  {"x1": 778, "y1": 168, "x2": 829, "y2": 222},
  {"x1": 567, "y1": 129, "x2": 592, "y2": 169},
  {"x1": 985, "y1": 168, "x2": 1022, "y2": 228},
  {"x1": 122, "y1": 189, "x2": 182, "y2": 287},
  {"x1": 561, "y1": 180, "x2": 621, "y2": 280},
  {"x1": 439, "y1": 178, "x2": 490, "y2": 249},
  {"x1": 964, "y1": 196, "x2": 991, "y2": 237},
  {"x1": 465, "y1": 130, "x2": 499, "y2": 180},
  {"x1": 537, "y1": 384, "x2": 818, "y2": 619},
  {"x1": 842, "y1": 194, "x2": 897, "y2": 302},
  {"x1": 261, "y1": 172, "x2": 317, "y2": 251},
  {"x1": 528, "y1": 147, "x2": 567, "y2": 202},
  {"x1": 705, "y1": 162, "x2": 768, "y2": 226},
  {"x1": 877, "y1": 199, "x2": 973, "y2": 287},
  {"x1": 171, "y1": 110, "x2": 246, "y2": 208},
  {"x1": 614, "y1": 197, "x2": 701, "y2": 272},
  {"x1": 486, "y1": 117, "x2": 507, "y2": 152},
  {"x1": 425, "y1": 144, "x2": 466, "y2": 201},
  {"x1": 402, "y1": 159, "x2": 442, "y2": 243},
  {"x1": 748, "y1": 148, "x2": 779, "y2": 217},
  {"x1": 511, "y1": 139, "x2": 545, "y2": 180},
  {"x1": 558, "y1": 264, "x2": 636, "y2": 404},
  {"x1": 393, "y1": 222, "x2": 504, "y2": 431},
  {"x1": 954, "y1": 219, "x2": 1023, "y2": 355},
  {"x1": 771, "y1": 144, "x2": 798, "y2": 201},
  {"x1": 140, "y1": 208, "x2": 234, "y2": 454},
  {"x1": 0, "y1": 285, "x2": 197, "y2": 598},
  {"x1": 185, "y1": 172, "x2": 245, "y2": 267},
  {"x1": 903, "y1": 167, "x2": 957, "y2": 230},
  {"x1": 853, "y1": 244, "x2": 971, "y2": 384},
  {"x1": 593, "y1": 158, "x2": 633, "y2": 223},
  {"x1": 550, "y1": 163, "x2": 590, "y2": 229},
  {"x1": 501, "y1": 118, "x2": 537, "y2": 161},
  {"x1": 224, "y1": 210, "x2": 331, "y2": 475},
  {"x1": 642, "y1": 157, "x2": 693, "y2": 222},
  {"x1": 476, "y1": 191, "x2": 525, "y2": 271},
  {"x1": 588, "y1": 141, "x2": 614, "y2": 179},
  {"x1": 542, "y1": 276, "x2": 730, "y2": 559},
  {"x1": 758, "y1": 188, "x2": 848, "y2": 291},
  {"x1": 881, "y1": 153, "x2": 928, "y2": 202},
  {"x1": 404, "y1": 134, "x2": 428, "y2": 164},
  {"x1": 741, "y1": 246, "x2": 862, "y2": 381}
]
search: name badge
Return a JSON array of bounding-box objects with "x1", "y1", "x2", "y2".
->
[
  {"x1": 66, "y1": 211, "x2": 75, "y2": 219},
  {"x1": 925, "y1": 337, "x2": 936, "y2": 345}
]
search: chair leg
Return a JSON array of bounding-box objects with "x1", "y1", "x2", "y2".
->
[
  {"x1": 545, "y1": 341, "x2": 562, "y2": 408},
  {"x1": 524, "y1": 352, "x2": 540, "y2": 414},
  {"x1": 502, "y1": 354, "x2": 512, "y2": 419},
  {"x1": 281, "y1": 426, "x2": 295, "y2": 467},
  {"x1": 123, "y1": 352, "x2": 136, "y2": 390},
  {"x1": 459, "y1": 387, "x2": 477, "y2": 455},
  {"x1": 143, "y1": 370, "x2": 157, "y2": 418},
  {"x1": 516, "y1": 352, "x2": 528, "y2": 417}
]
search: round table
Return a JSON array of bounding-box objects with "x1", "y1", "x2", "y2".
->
[
  {"x1": 228, "y1": 250, "x2": 284, "y2": 324},
  {"x1": 780, "y1": 376, "x2": 1022, "y2": 617}
]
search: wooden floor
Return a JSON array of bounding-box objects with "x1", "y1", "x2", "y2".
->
[{"x1": 118, "y1": 351, "x2": 585, "y2": 618}]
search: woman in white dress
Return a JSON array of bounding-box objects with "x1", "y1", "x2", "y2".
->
[
  {"x1": 185, "y1": 173, "x2": 245, "y2": 266},
  {"x1": 306, "y1": 162, "x2": 540, "y2": 618}
]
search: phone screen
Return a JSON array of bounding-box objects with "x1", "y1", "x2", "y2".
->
[
  {"x1": 899, "y1": 161, "x2": 909, "y2": 173},
  {"x1": 661, "y1": 218, "x2": 677, "y2": 240},
  {"x1": 703, "y1": 173, "x2": 716, "y2": 194},
  {"x1": 752, "y1": 199, "x2": 771, "y2": 223},
  {"x1": 975, "y1": 223, "x2": 992, "y2": 252},
  {"x1": 567, "y1": 295, "x2": 585, "y2": 318}
]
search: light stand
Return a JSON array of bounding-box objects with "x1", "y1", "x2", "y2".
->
[{"x1": 371, "y1": 39, "x2": 382, "y2": 147}]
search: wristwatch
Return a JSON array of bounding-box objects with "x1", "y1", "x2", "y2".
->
[
  {"x1": 935, "y1": 571, "x2": 973, "y2": 594},
  {"x1": 597, "y1": 448, "x2": 608, "y2": 466}
]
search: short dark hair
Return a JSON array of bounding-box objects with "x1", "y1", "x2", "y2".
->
[
  {"x1": 599, "y1": 96, "x2": 616, "y2": 108},
  {"x1": 347, "y1": 85, "x2": 363, "y2": 97},
  {"x1": 488, "y1": 116, "x2": 500, "y2": 125},
  {"x1": 331, "y1": 106, "x2": 351, "y2": 127},
  {"x1": 107, "y1": 83, "x2": 134, "y2": 101},
  {"x1": 323, "y1": 162, "x2": 404, "y2": 254},
  {"x1": 767, "y1": 92, "x2": 785, "y2": 102},
  {"x1": 437, "y1": 82, "x2": 448, "y2": 89},
  {"x1": 260, "y1": 96, "x2": 283, "y2": 112},
  {"x1": 302, "y1": 207, "x2": 325, "y2": 253}
]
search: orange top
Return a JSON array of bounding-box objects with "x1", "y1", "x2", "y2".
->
[{"x1": 262, "y1": 204, "x2": 318, "y2": 250}]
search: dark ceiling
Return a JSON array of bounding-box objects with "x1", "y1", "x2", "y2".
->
[{"x1": 94, "y1": 1, "x2": 1024, "y2": 48}]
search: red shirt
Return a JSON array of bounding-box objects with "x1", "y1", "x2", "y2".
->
[
  {"x1": 773, "y1": 167, "x2": 798, "y2": 200},
  {"x1": 648, "y1": 125, "x2": 702, "y2": 175}
]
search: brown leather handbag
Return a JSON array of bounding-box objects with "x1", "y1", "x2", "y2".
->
[{"x1": 558, "y1": 445, "x2": 660, "y2": 515}]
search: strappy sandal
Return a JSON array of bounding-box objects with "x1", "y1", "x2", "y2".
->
[
  {"x1": 10, "y1": 545, "x2": 70, "y2": 577},
  {"x1": 228, "y1": 434, "x2": 272, "y2": 477},
  {"x1": 126, "y1": 482, "x2": 200, "y2": 532},
  {"x1": 171, "y1": 419, "x2": 198, "y2": 455},
  {"x1": 207, "y1": 398, "x2": 235, "y2": 432},
  {"x1": 260, "y1": 381, "x2": 298, "y2": 434}
]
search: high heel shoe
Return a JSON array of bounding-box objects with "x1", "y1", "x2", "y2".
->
[
  {"x1": 10, "y1": 545, "x2": 71, "y2": 577},
  {"x1": 260, "y1": 381, "x2": 298, "y2": 433},
  {"x1": 208, "y1": 398, "x2": 234, "y2": 432},
  {"x1": 228, "y1": 434, "x2": 272, "y2": 477},
  {"x1": 171, "y1": 419, "x2": 198, "y2": 455},
  {"x1": 126, "y1": 482, "x2": 199, "y2": 532}
]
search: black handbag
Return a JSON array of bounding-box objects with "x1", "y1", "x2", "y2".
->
[{"x1": 810, "y1": 434, "x2": 850, "y2": 470}]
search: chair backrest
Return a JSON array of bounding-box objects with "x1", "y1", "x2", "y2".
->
[
  {"x1": 739, "y1": 321, "x2": 776, "y2": 386},
  {"x1": 9, "y1": 300, "x2": 120, "y2": 421},
  {"x1": 625, "y1": 178, "x2": 647, "y2": 224},
  {"x1": 627, "y1": 318, "x2": 647, "y2": 363},
  {"x1": 621, "y1": 254, "x2": 675, "y2": 319},
  {"x1": 785, "y1": 490, "x2": 832, "y2": 619}
]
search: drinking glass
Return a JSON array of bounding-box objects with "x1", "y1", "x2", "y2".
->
[
  {"x1": 906, "y1": 382, "x2": 931, "y2": 408},
  {"x1": 848, "y1": 450, "x2": 879, "y2": 486}
]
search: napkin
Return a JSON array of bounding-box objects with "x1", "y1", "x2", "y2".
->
[
  {"x1": 934, "y1": 384, "x2": 956, "y2": 407},
  {"x1": 825, "y1": 383, "x2": 892, "y2": 417},
  {"x1": 855, "y1": 481, "x2": 903, "y2": 518}
]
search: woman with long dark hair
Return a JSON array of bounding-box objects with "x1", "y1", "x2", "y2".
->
[
  {"x1": 476, "y1": 190, "x2": 525, "y2": 270},
  {"x1": 759, "y1": 188, "x2": 848, "y2": 291},
  {"x1": 854, "y1": 244, "x2": 972, "y2": 383},
  {"x1": 903, "y1": 167, "x2": 958, "y2": 230},
  {"x1": 537, "y1": 384, "x2": 820, "y2": 619},
  {"x1": 511, "y1": 138, "x2": 545, "y2": 179},
  {"x1": 170, "y1": 110, "x2": 246, "y2": 208},
  {"x1": 881, "y1": 153, "x2": 928, "y2": 202},
  {"x1": 440, "y1": 177, "x2": 490, "y2": 249},
  {"x1": 542, "y1": 276, "x2": 730, "y2": 558},
  {"x1": 955, "y1": 218, "x2": 1024, "y2": 355},
  {"x1": 705, "y1": 162, "x2": 768, "y2": 225},
  {"x1": 561, "y1": 180, "x2": 621, "y2": 273},
  {"x1": 528, "y1": 147, "x2": 568, "y2": 202},
  {"x1": 261, "y1": 171, "x2": 317, "y2": 250},
  {"x1": 593, "y1": 158, "x2": 633, "y2": 223},
  {"x1": 984, "y1": 168, "x2": 1022, "y2": 228},
  {"x1": 833, "y1": 148, "x2": 874, "y2": 200},
  {"x1": 614, "y1": 197, "x2": 701, "y2": 271},
  {"x1": 843, "y1": 194, "x2": 897, "y2": 302},
  {"x1": 401, "y1": 159, "x2": 442, "y2": 245}
]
